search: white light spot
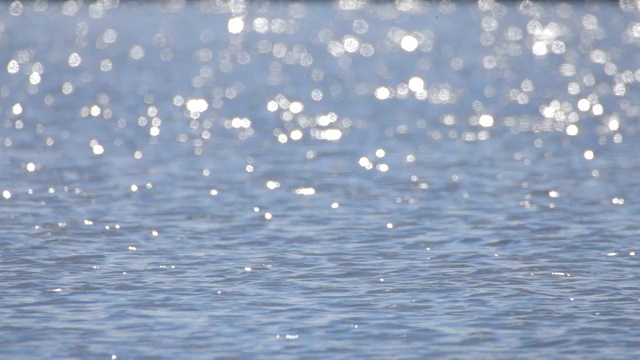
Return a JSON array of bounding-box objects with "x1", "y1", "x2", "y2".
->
[
  {"x1": 2, "y1": 190, "x2": 11, "y2": 199},
  {"x1": 377, "y1": 163, "x2": 389, "y2": 172},
  {"x1": 612, "y1": 197, "x2": 625, "y2": 205},
  {"x1": 186, "y1": 98, "x2": 208, "y2": 113},
  {"x1": 375, "y1": 149, "x2": 386, "y2": 158},
  {"x1": 375, "y1": 87, "x2": 391, "y2": 100},
  {"x1": 408, "y1": 77, "x2": 424, "y2": 92},
  {"x1": 319, "y1": 129, "x2": 342, "y2": 141},
  {"x1": 608, "y1": 119, "x2": 619, "y2": 131},
  {"x1": 130, "y1": 184, "x2": 138, "y2": 192},
  {"x1": 400, "y1": 35, "x2": 418, "y2": 52},
  {"x1": 12, "y1": 103, "x2": 23, "y2": 115},
  {"x1": 151, "y1": 230, "x2": 159, "y2": 237},
  {"x1": 478, "y1": 114, "x2": 494, "y2": 127},
  {"x1": 331, "y1": 202, "x2": 340, "y2": 209},
  {"x1": 386, "y1": 223, "x2": 393, "y2": 229},
  {"x1": 7, "y1": 59, "x2": 19, "y2": 74},
  {"x1": 209, "y1": 189, "x2": 218, "y2": 196},
  {"x1": 289, "y1": 101, "x2": 304, "y2": 114},
  {"x1": 100, "y1": 58, "x2": 113, "y2": 72},
  {"x1": 266, "y1": 181, "x2": 280, "y2": 190},
  {"x1": 311, "y1": 89, "x2": 323, "y2": 101},
  {"x1": 294, "y1": 187, "x2": 315, "y2": 196},
  {"x1": 26, "y1": 162, "x2": 36, "y2": 172},
  {"x1": 577, "y1": 98, "x2": 590, "y2": 112},
  {"x1": 228, "y1": 17, "x2": 245, "y2": 34},
  {"x1": 253, "y1": 17, "x2": 269, "y2": 33},
  {"x1": 548, "y1": 190, "x2": 559, "y2": 198},
  {"x1": 359, "y1": 157, "x2": 373, "y2": 170},
  {"x1": 343, "y1": 36, "x2": 360, "y2": 53},
  {"x1": 542, "y1": 106, "x2": 555, "y2": 119},
  {"x1": 68, "y1": 52, "x2": 82, "y2": 67},
  {"x1": 267, "y1": 101, "x2": 278, "y2": 112},
  {"x1": 290, "y1": 129, "x2": 303, "y2": 141},
  {"x1": 62, "y1": 82, "x2": 74, "y2": 95},
  {"x1": 90, "y1": 105, "x2": 101, "y2": 117},
  {"x1": 92, "y1": 144, "x2": 104, "y2": 155},
  {"x1": 566, "y1": 124, "x2": 579, "y2": 136},
  {"x1": 317, "y1": 114, "x2": 334, "y2": 126},
  {"x1": 231, "y1": 117, "x2": 251, "y2": 129},
  {"x1": 584, "y1": 150, "x2": 594, "y2": 160},
  {"x1": 29, "y1": 72, "x2": 41, "y2": 85},
  {"x1": 592, "y1": 103, "x2": 603, "y2": 116},
  {"x1": 532, "y1": 41, "x2": 547, "y2": 56},
  {"x1": 264, "y1": 212, "x2": 272, "y2": 220},
  {"x1": 128, "y1": 246, "x2": 137, "y2": 251}
]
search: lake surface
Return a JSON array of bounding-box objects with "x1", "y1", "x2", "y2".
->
[{"x1": 1, "y1": 1, "x2": 640, "y2": 358}]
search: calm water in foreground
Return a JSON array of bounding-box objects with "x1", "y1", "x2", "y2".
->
[{"x1": 1, "y1": 1, "x2": 640, "y2": 358}]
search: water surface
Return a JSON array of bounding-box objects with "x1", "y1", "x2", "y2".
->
[{"x1": 1, "y1": 1, "x2": 639, "y2": 358}]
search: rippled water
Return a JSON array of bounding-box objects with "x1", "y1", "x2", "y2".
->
[{"x1": 1, "y1": 1, "x2": 640, "y2": 358}]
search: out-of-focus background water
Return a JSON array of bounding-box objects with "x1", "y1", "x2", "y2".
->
[{"x1": 1, "y1": 0, "x2": 639, "y2": 358}]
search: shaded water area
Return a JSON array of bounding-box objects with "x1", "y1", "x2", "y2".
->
[{"x1": 1, "y1": 1, "x2": 640, "y2": 358}]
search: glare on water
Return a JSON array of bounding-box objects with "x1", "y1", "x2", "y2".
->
[{"x1": 0, "y1": 1, "x2": 639, "y2": 359}]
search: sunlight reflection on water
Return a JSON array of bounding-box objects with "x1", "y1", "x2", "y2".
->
[{"x1": 1, "y1": 1, "x2": 639, "y2": 359}]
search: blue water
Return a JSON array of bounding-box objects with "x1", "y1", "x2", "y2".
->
[{"x1": 1, "y1": 1, "x2": 640, "y2": 358}]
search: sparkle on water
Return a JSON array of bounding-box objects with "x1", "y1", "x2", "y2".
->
[{"x1": 1, "y1": 1, "x2": 639, "y2": 359}]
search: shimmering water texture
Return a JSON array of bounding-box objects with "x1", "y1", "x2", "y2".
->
[{"x1": 1, "y1": 1, "x2": 640, "y2": 359}]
